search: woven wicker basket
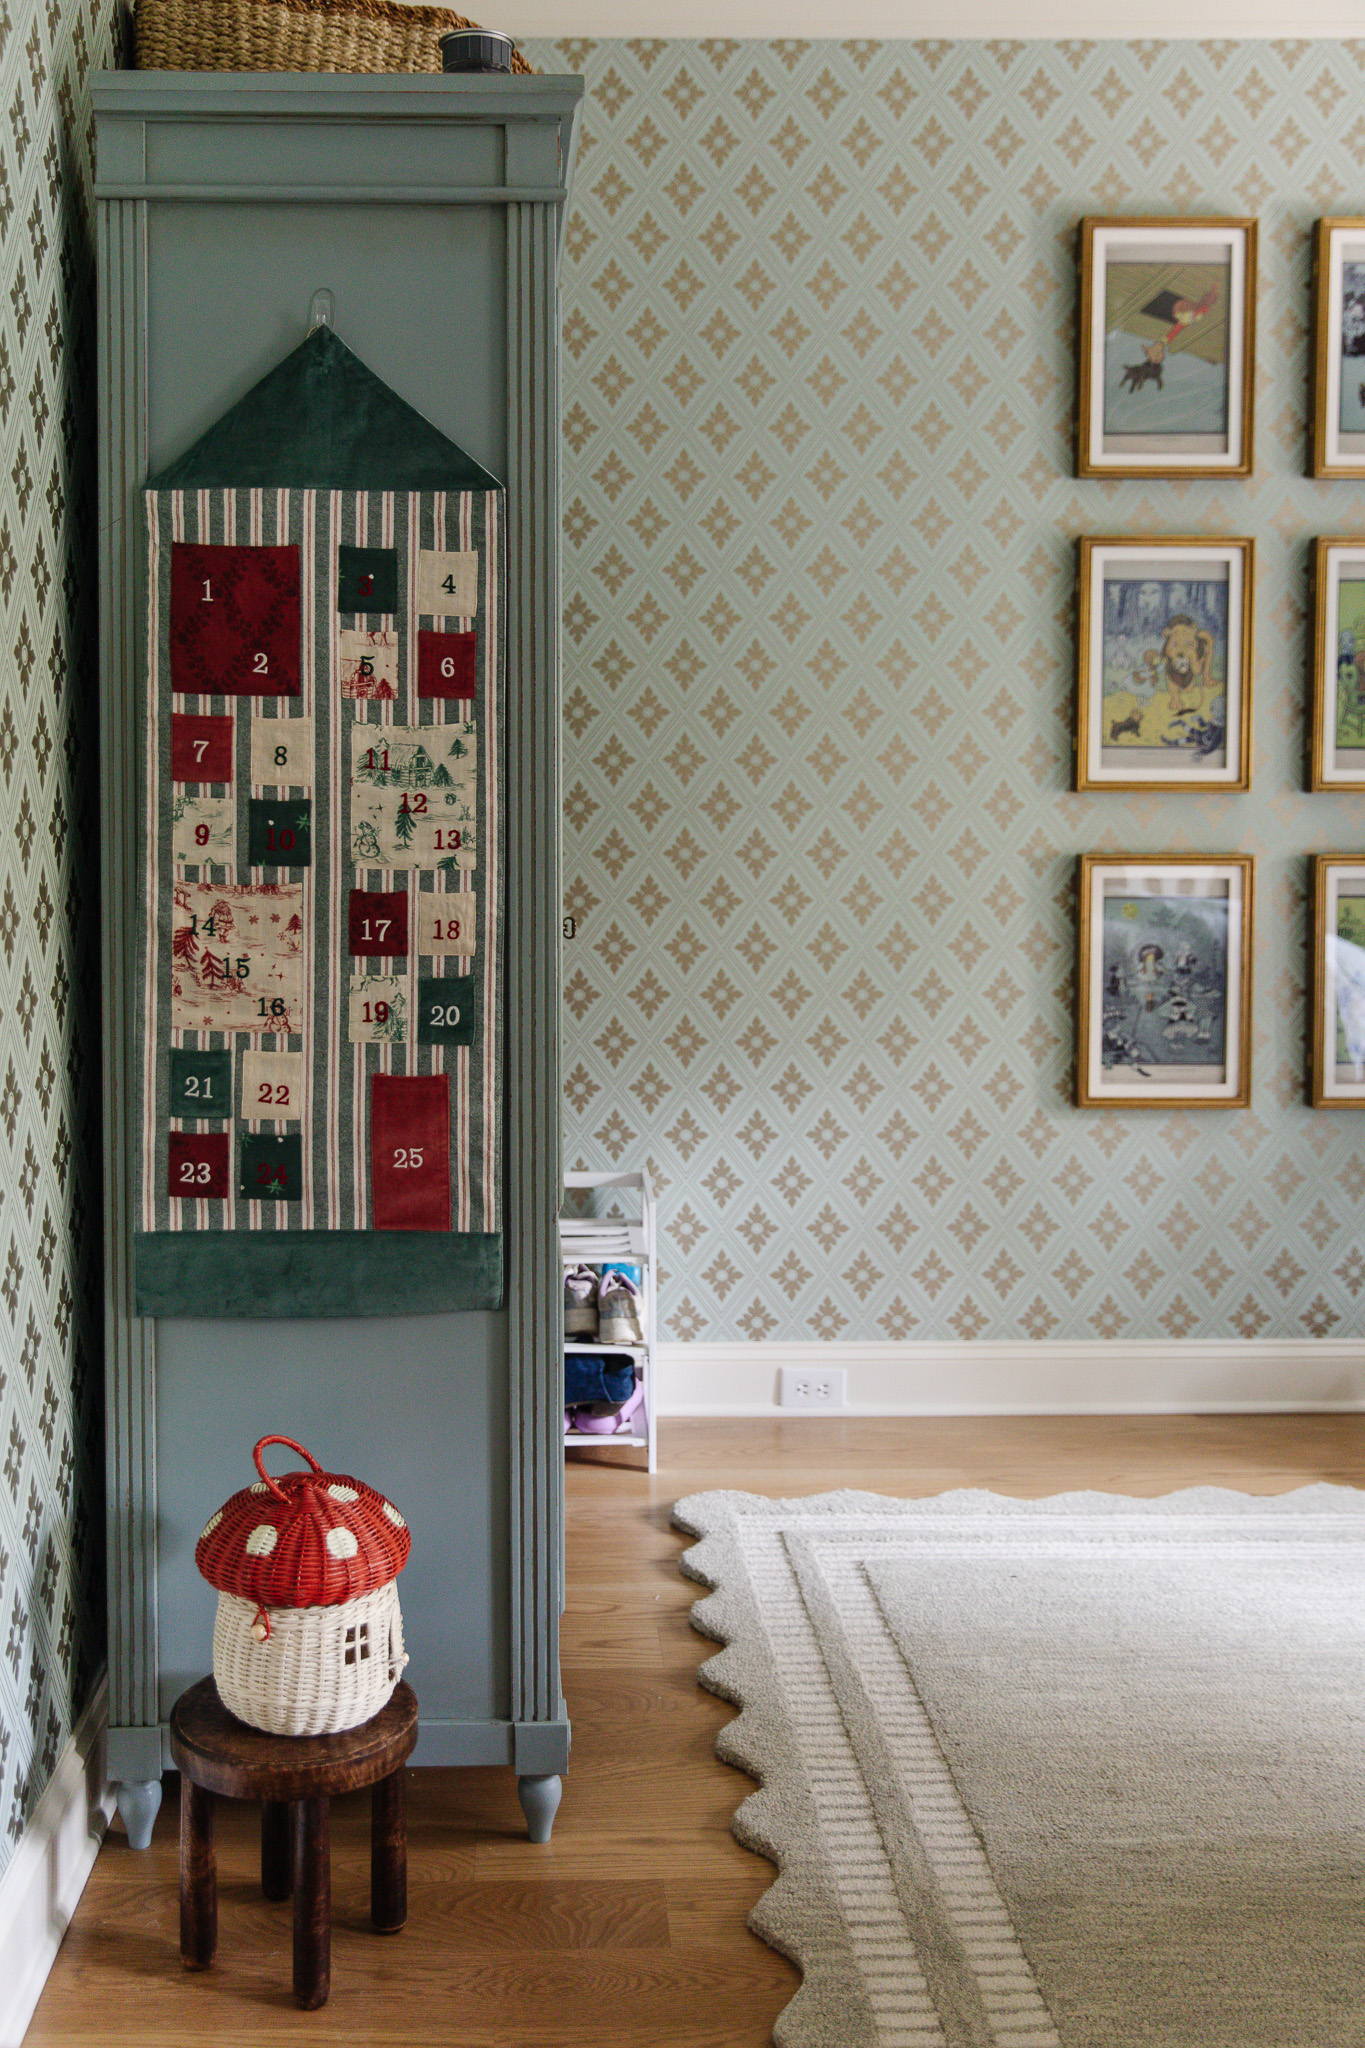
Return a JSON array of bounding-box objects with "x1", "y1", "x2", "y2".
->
[
  {"x1": 133, "y1": 0, "x2": 533, "y2": 76},
  {"x1": 197, "y1": 1435, "x2": 412, "y2": 1737},
  {"x1": 213, "y1": 1584, "x2": 407, "y2": 1736}
]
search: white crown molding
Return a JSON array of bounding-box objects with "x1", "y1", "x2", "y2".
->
[
  {"x1": 0, "y1": 1678, "x2": 113, "y2": 2048},
  {"x1": 657, "y1": 1339, "x2": 1365, "y2": 1415},
  {"x1": 508, "y1": 10, "x2": 1365, "y2": 40}
]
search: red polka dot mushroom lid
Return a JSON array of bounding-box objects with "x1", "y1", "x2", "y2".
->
[{"x1": 195, "y1": 1436, "x2": 411, "y2": 1609}]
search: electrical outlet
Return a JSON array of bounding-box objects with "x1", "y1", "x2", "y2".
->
[{"x1": 778, "y1": 1365, "x2": 848, "y2": 1410}]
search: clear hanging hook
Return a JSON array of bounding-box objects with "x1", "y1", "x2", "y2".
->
[{"x1": 308, "y1": 288, "x2": 334, "y2": 334}]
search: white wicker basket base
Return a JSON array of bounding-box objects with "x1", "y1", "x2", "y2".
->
[{"x1": 212, "y1": 1583, "x2": 408, "y2": 1736}]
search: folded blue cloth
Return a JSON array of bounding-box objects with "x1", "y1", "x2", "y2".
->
[{"x1": 563, "y1": 1353, "x2": 635, "y2": 1407}]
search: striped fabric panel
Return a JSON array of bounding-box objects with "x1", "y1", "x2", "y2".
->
[{"x1": 137, "y1": 486, "x2": 504, "y2": 1238}]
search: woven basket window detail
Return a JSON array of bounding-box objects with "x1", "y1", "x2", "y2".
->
[{"x1": 212, "y1": 1583, "x2": 407, "y2": 1736}]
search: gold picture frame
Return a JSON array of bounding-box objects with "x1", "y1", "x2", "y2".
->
[
  {"x1": 1309, "y1": 538, "x2": 1365, "y2": 788},
  {"x1": 1309, "y1": 855, "x2": 1365, "y2": 1107},
  {"x1": 1310, "y1": 220, "x2": 1365, "y2": 478},
  {"x1": 1075, "y1": 536, "x2": 1254, "y2": 791},
  {"x1": 1075, "y1": 853, "x2": 1254, "y2": 1109},
  {"x1": 1076, "y1": 216, "x2": 1256, "y2": 479}
]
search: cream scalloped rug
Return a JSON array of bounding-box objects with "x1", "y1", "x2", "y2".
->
[{"x1": 673, "y1": 1484, "x2": 1365, "y2": 2048}]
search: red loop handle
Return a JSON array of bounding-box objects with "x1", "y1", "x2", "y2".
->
[{"x1": 252, "y1": 1435, "x2": 324, "y2": 1502}]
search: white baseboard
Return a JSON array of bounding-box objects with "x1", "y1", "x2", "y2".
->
[
  {"x1": 0, "y1": 1677, "x2": 112, "y2": 2048},
  {"x1": 656, "y1": 1340, "x2": 1365, "y2": 1416}
]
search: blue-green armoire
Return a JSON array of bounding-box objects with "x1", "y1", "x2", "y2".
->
[{"x1": 94, "y1": 68, "x2": 583, "y2": 1847}]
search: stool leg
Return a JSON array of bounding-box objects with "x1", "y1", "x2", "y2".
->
[
  {"x1": 370, "y1": 1768, "x2": 406, "y2": 1933},
  {"x1": 292, "y1": 1796, "x2": 330, "y2": 2010},
  {"x1": 261, "y1": 1799, "x2": 292, "y2": 1901},
  {"x1": 179, "y1": 1780, "x2": 217, "y2": 1971}
]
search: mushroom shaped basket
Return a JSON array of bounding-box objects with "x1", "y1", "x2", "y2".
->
[{"x1": 196, "y1": 1435, "x2": 411, "y2": 1737}]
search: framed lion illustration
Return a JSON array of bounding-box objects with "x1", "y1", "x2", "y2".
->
[{"x1": 1074, "y1": 536, "x2": 1254, "y2": 793}]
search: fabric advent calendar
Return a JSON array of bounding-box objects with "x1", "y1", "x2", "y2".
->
[{"x1": 133, "y1": 328, "x2": 504, "y2": 1317}]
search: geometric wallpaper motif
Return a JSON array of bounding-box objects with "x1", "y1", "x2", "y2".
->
[
  {"x1": 521, "y1": 35, "x2": 1365, "y2": 1348},
  {"x1": 0, "y1": 0, "x2": 110, "y2": 1873}
]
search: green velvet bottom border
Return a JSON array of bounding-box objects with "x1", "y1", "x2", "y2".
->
[{"x1": 134, "y1": 1231, "x2": 503, "y2": 1318}]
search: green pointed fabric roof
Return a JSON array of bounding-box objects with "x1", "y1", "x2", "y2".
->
[{"x1": 148, "y1": 326, "x2": 502, "y2": 492}]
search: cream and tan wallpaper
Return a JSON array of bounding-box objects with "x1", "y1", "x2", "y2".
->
[{"x1": 523, "y1": 34, "x2": 1365, "y2": 1348}]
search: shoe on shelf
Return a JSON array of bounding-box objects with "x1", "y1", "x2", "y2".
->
[
  {"x1": 569, "y1": 1406, "x2": 616, "y2": 1435},
  {"x1": 598, "y1": 1267, "x2": 644, "y2": 1347},
  {"x1": 563, "y1": 1262, "x2": 599, "y2": 1339},
  {"x1": 611, "y1": 1378, "x2": 646, "y2": 1433},
  {"x1": 569, "y1": 1377, "x2": 645, "y2": 1436}
]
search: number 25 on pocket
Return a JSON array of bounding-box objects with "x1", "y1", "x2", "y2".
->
[{"x1": 370, "y1": 1073, "x2": 451, "y2": 1232}]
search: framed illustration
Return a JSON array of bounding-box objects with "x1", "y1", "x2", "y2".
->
[
  {"x1": 1309, "y1": 539, "x2": 1365, "y2": 787},
  {"x1": 1076, "y1": 217, "x2": 1256, "y2": 478},
  {"x1": 1076, "y1": 854, "x2": 1253, "y2": 1108},
  {"x1": 1310, "y1": 220, "x2": 1365, "y2": 477},
  {"x1": 1075, "y1": 536, "x2": 1253, "y2": 791},
  {"x1": 1309, "y1": 856, "x2": 1365, "y2": 1106}
]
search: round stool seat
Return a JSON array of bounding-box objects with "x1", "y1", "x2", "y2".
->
[
  {"x1": 170, "y1": 1676, "x2": 417, "y2": 1798},
  {"x1": 169, "y1": 1676, "x2": 418, "y2": 2009}
]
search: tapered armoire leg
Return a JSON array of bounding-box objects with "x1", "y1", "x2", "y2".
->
[
  {"x1": 292, "y1": 1796, "x2": 331, "y2": 2009},
  {"x1": 179, "y1": 1781, "x2": 217, "y2": 1970},
  {"x1": 370, "y1": 1768, "x2": 407, "y2": 1931},
  {"x1": 516, "y1": 1773, "x2": 562, "y2": 1844},
  {"x1": 261, "y1": 1798, "x2": 292, "y2": 1900},
  {"x1": 116, "y1": 1779, "x2": 163, "y2": 1852}
]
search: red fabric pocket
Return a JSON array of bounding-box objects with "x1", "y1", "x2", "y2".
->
[
  {"x1": 416, "y1": 630, "x2": 476, "y2": 699},
  {"x1": 168, "y1": 1130, "x2": 230, "y2": 1201},
  {"x1": 171, "y1": 713, "x2": 234, "y2": 783},
  {"x1": 348, "y1": 889, "x2": 409, "y2": 958},
  {"x1": 370, "y1": 1074, "x2": 451, "y2": 1231},
  {"x1": 170, "y1": 543, "x2": 301, "y2": 697}
]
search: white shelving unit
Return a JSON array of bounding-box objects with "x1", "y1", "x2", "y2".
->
[{"x1": 560, "y1": 1169, "x2": 657, "y2": 1472}]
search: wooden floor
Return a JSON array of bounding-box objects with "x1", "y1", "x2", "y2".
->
[{"x1": 27, "y1": 1415, "x2": 1365, "y2": 2045}]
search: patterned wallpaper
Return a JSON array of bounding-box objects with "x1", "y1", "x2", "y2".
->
[
  {"x1": 522, "y1": 33, "x2": 1365, "y2": 1348},
  {"x1": 0, "y1": 0, "x2": 109, "y2": 1872}
]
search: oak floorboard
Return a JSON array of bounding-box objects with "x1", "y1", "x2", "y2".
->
[
  {"x1": 28, "y1": 1415, "x2": 1365, "y2": 2046},
  {"x1": 417, "y1": 1879, "x2": 671, "y2": 1949}
]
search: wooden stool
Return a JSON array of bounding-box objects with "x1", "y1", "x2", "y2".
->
[{"x1": 169, "y1": 1675, "x2": 418, "y2": 2009}]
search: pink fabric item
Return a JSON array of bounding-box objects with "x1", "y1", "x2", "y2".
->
[{"x1": 567, "y1": 1379, "x2": 645, "y2": 1436}]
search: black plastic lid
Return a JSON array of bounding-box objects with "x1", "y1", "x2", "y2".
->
[{"x1": 440, "y1": 29, "x2": 514, "y2": 72}]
